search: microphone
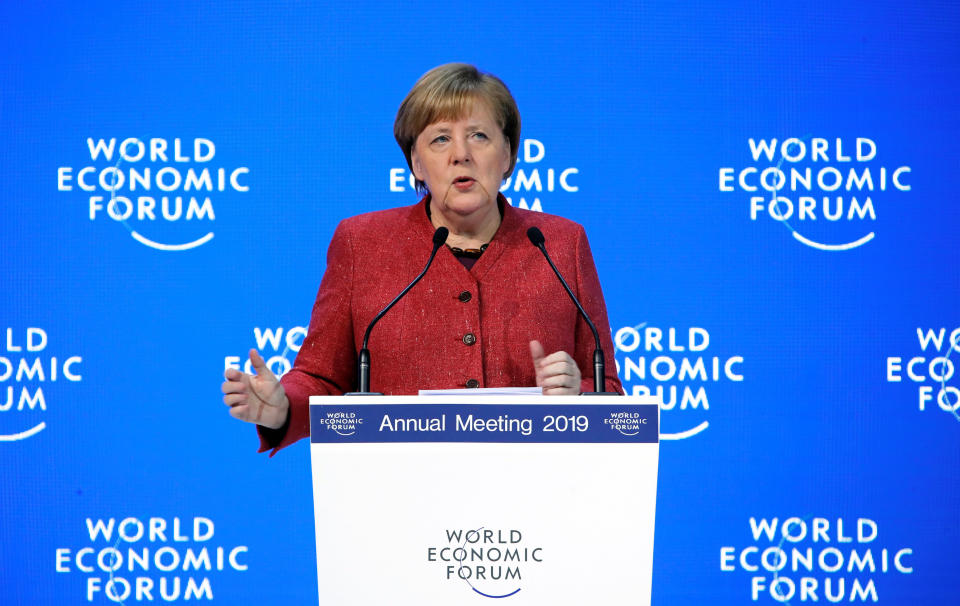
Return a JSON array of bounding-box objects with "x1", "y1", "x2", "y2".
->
[
  {"x1": 526, "y1": 226, "x2": 614, "y2": 395},
  {"x1": 346, "y1": 226, "x2": 449, "y2": 395}
]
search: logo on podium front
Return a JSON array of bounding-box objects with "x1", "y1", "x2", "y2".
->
[
  {"x1": 316, "y1": 411, "x2": 363, "y2": 436},
  {"x1": 604, "y1": 411, "x2": 648, "y2": 436},
  {"x1": 427, "y1": 527, "x2": 544, "y2": 599}
]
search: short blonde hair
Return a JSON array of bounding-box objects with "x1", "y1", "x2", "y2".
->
[{"x1": 394, "y1": 63, "x2": 521, "y2": 193}]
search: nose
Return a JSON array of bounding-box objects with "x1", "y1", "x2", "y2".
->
[{"x1": 451, "y1": 136, "x2": 471, "y2": 164}]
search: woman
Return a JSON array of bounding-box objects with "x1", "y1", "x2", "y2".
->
[{"x1": 222, "y1": 63, "x2": 623, "y2": 455}]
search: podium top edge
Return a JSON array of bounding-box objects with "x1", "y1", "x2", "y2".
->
[{"x1": 308, "y1": 395, "x2": 662, "y2": 405}]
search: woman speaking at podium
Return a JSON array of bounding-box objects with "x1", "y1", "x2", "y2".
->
[{"x1": 222, "y1": 63, "x2": 623, "y2": 454}]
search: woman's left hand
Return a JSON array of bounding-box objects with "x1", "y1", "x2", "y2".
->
[{"x1": 529, "y1": 340, "x2": 582, "y2": 395}]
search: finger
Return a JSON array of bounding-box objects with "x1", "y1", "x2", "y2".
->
[
  {"x1": 529, "y1": 340, "x2": 546, "y2": 366},
  {"x1": 223, "y1": 393, "x2": 248, "y2": 406},
  {"x1": 542, "y1": 385, "x2": 578, "y2": 396},
  {"x1": 538, "y1": 359, "x2": 577, "y2": 377},
  {"x1": 539, "y1": 373, "x2": 576, "y2": 389},
  {"x1": 224, "y1": 367, "x2": 244, "y2": 381},
  {"x1": 228, "y1": 403, "x2": 253, "y2": 421},
  {"x1": 221, "y1": 380, "x2": 247, "y2": 394},
  {"x1": 539, "y1": 350, "x2": 575, "y2": 367},
  {"x1": 248, "y1": 349, "x2": 273, "y2": 378}
]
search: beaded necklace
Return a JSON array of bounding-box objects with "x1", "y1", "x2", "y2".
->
[
  {"x1": 447, "y1": 243, "x2": 489, "y2": 259},
  {"x1": 425, "y1": 196, "x2": 501, "y2": 259}
]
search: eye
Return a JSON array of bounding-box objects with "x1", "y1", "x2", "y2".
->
[
  {"x1": 471, "y1": 131, "x2": 489, "y2": 141},
  {"x1": 430, "y1": 135, "x2": 450, "y2": 145}
]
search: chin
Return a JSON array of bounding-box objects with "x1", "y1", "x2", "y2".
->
[{"x1": 440, "y1": 191, "x2": 496, "y2": 215}]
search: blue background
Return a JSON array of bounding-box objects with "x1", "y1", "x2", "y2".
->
[{"x1": 1, "y1": 1, "x2": 957, "y2": 603}]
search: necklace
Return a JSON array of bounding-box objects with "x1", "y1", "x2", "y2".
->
[
  {"x1": 447, "y1": 243, "x2": 489, "y2": 259},
  {"x1": 424, "y1": 196, "x2": 500, "y2": 259}
]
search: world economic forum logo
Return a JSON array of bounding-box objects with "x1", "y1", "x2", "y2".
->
[
  {"x1": 316, "y1": 411, "x2": 363, "y2": 436},
  {"x1": 614, "y1": 323, "x2": 744, "y2": 440},
  {"x1": 427, "y1": 527, "x2": 543, "y2": 599},
  {"x1": 886, "y1": 326, "x2": 959, "y2": 422},
  {"x1": 57, "y1": 137, "x2": 250, "y2": 251},
  {"x1": 55, "y1": 515, "x2": 248, "y2": 602},
  {"x1": 0, "y1": 327, "x2": 81, "y2": 443},
  {"x1": 603, "y1": 411, "x2": 647, "y2": 436},
  {"x1": 720, "y1": 515, "x2": 914, "y2": 602},
  {"x1": 719, "y1": 137, "x2": 911, "y2": 251}
]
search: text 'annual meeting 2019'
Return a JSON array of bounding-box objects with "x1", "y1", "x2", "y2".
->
[{"x1": 379, "y1": 414, "x2": 534, "y2": 436}]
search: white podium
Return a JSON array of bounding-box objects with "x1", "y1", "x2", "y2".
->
[{"x1": 309, "y1": 395, "x2": 660, "y2": 605}]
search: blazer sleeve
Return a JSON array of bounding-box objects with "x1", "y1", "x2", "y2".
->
[
  {"x1": 257, "y1": 220, "x2": 358, "y2": 455},
  {"x1": 572, "y1": 225, "x2": 624, "y2": 394}
]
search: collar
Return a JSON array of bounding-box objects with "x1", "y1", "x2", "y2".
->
[
  {"x1": 415, "y1": 192, "x2": 521, "y2": 242},
  {"x1": 409, "y1": 193, "x2": 522, "y2": 281}
]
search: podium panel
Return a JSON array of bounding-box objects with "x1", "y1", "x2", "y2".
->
[{"x1": 309, "y1": 395, "x2": 660, "y2": 605}]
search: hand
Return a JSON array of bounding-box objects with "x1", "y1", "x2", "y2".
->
[
  {"x1": 529, "y1": 340, "x2": 582, "y2": 395},
  {"x1": 221, "y1": 349, "x2": 290, "y2": 429}
]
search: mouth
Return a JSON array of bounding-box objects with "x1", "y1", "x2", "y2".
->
[{"x1": 452, "y1": 176, "x2": 476, "y2": 191}]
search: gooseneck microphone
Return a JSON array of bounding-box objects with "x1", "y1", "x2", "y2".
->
[
  {"x1": 526, "y1": 226, "x2": 614, "y2": 395},
  {"x1": 347, "y1": 226, "x2": 449, "y2": 395}
]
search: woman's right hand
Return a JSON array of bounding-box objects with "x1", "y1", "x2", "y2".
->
[{"x1": 221, "y1": 349, "x2": 290, "y2": 429}]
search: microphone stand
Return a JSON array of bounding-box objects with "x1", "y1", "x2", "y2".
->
[{"x1": 527, "y1": 226, "x2": 618, "y2": 395}]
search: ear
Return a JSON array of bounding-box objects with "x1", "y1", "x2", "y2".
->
[
  {"x1": 500, "y1": 138, "x2": 512, "y2": 176},
  {"x1": 411, "y1": 147, "x2": 424, "y2": 181}
]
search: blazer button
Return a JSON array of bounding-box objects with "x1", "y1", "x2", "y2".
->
[
  {"x1": 458, "y1": 290, "x2": 472, "y2": 303},
  {"x1": 465, "y1": 379, "x2": 480, "y2": 388},
  {"x1": 462, "y1": 333, "x2": 477, "y2": 346}
]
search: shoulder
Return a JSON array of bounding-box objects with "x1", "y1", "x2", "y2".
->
[
  {"x1": 505, "y1": 204, "x2": 586, "y2": 244},
  {"x1": 336, "y1": 204, "x2": 420, "y2": 238},
  {"x1": 327, "y1": 202, "x2": 433, "y2": 262}
]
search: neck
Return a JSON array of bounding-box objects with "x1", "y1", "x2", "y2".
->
[{"x1": 428, "y1": 195, "x2": 502, "y2": 248}]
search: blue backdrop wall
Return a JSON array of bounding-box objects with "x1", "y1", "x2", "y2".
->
[{"x1": 1, "y1": 1, "x2": 958, "y2": 603}]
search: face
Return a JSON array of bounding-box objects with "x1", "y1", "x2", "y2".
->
[{"x1": 411, "y1": 101, "x2": 511, "y2": 219}]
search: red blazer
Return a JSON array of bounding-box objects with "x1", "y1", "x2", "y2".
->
[{"x1": 261, "y1": 197, "x2": 622, "y2": 454}]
